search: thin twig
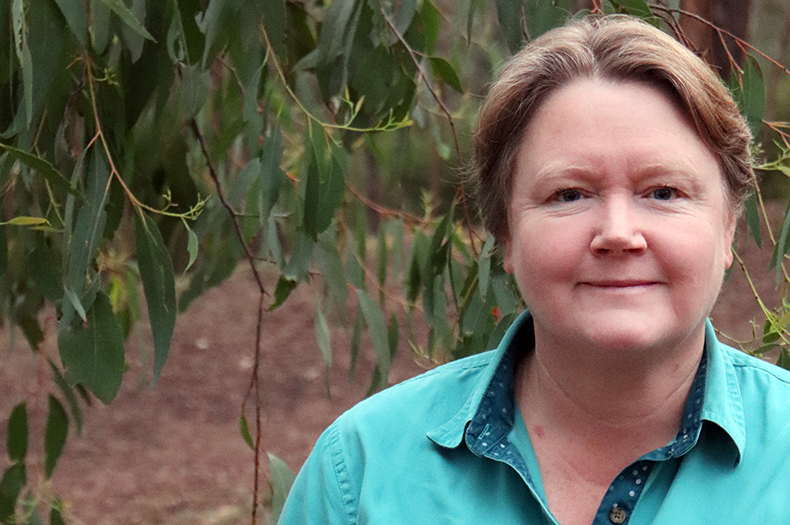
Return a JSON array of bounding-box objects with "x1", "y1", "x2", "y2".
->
[
  {"x1": 380, "y1": 9, "x2": 479, "y2": 257},
  {"x1": 190, "y1": 120, "x2": 266, "y2": 295},
  {"x1": 86, "y1": 55, "x2": 203, "y2": 220},
  {"x1": 190, "y1": 118, "x2": 269, "y2": 524},
  {"x1": 251, "y1": 293, "x2": 264, "y2": 525},
  {"x1": 345, "y1": 183, "x2": 423, "y2": 225},
  {"x1": 733, "y1": 249, "x2": 790, "y2": 347},
  {"x1": 651, "y1": 4, "x2": 790, "y2": 79},
  {"x1": 259, "y1": 25, "x2": 409, "y2": 134}
]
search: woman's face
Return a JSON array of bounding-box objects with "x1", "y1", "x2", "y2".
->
[{"x1": 504, "y1": 79, "x2": 736, "y2": 354}]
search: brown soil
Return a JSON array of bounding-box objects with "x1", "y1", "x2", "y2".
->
[{"x1": 0, "y1": 207, "x2": 783, "y2": 525}]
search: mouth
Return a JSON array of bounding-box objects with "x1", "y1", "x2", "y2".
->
[{"x1": 580, "y1": 280, "x2": 660, "y2": 289}]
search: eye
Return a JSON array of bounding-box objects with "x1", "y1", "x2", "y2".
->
[
  {"x1": 554, "y1": 188, "x2": 583, "y2": 202},
  {"x1": 650, "y1": 186, "x2": 678, "y2": 201}
]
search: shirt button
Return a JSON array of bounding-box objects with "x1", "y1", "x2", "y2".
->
[{"x1": 609, "y1": 505, "x2": 627, "y2": 524}]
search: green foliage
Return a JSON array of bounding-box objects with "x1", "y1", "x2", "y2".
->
[
  {"x1": 1, "y1": 0, "x2": 790, "y2": 522},
  {"x1": 267, "y1": 453, "x2": 296, "y2": 525},
  {"x1": 6, "y1": 404, "x2": 27, "y2": 464},
  {"x1": 44, "y1": 396, "x2": 68, "y2": 479},
  {"x1": 134, "y1": 212, "x2": 176, "y2": 383}
]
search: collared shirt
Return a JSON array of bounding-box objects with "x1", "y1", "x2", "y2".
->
[{"x1": 279, "y1": 311, "x2": 790, "y2": 524}]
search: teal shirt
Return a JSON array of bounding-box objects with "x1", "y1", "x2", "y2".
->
[{"x1": 279, "y1": 312, "x2": 790, "y2": 524}]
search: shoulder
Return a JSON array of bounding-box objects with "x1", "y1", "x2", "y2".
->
[
  {"x1": 721, "y1": 343, "x2": 790, "y2": 390},
  {"x1": 337, "y1": 349, "x2": 496, "y2": 433},
  {"x1": 278, "y1": 350, "x2": 499, "y2": 524},
  {"x1": 717, "y1": 343, "x2": 790, "y2": 439}
]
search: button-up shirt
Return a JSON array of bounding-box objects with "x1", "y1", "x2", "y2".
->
[{"x1": 279, "y1": 311, "x2": 790, "y2": 524}]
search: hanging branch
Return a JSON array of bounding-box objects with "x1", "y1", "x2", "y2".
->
[
  {"x1": 380, "y1": 9, "x2": 480, "y2": 256},
  {"x1": 190, "y1": 118, "x2": 268, "y2": 524}
]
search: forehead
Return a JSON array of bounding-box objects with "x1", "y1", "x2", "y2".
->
[{"x1": 514, "y1": 79, "x2": 724, "y2": 186}]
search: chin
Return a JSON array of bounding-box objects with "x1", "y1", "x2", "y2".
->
[{"x1": 579, "y1": 318, "x2": 678, "y2": 352}]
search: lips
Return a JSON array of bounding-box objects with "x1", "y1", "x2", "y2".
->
[{"x1": 579, "y1": 280, "x2": 661, "y2": 289}]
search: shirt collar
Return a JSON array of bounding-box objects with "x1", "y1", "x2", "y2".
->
[
  {"x1": 427, "y1": 312, "x2": 533, "y2": 450},
  {"x1": 427, "y1": 312, "x2": 745, "y2": 466},
  {"x1": 701, "y1": 318, "x2": 745, "y2": 464}
]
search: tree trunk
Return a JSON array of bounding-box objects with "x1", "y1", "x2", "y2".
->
[{"x1": 680, "y1": 0, "x2": 752, "y2": 79}]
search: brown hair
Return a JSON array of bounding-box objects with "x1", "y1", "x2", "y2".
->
[{"x1": 471, "y1": 15, "x2": 755, "y2": 240}]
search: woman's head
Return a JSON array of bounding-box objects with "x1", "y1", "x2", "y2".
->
[{"x1": 471, "y1": 15, "x2": 755, "y2": 241}]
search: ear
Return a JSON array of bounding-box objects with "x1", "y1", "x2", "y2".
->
[
  {"x1": 723, "y1": 209, "x2": 736, "y2": 270},
  {"x1": 502, "y1": 233, "x2": 514, "y2": 275}
]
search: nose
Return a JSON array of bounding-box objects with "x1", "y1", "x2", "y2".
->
[{"x1": 589, "y1": 196, "x2": 647, "y2": 255}]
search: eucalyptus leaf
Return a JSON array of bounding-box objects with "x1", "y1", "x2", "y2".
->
[
  {"x1": 58, "y1": 292, "x2": 125, "y2": 403},
  {"x1": 375, "y1": 226, "x2": 388, "y2": 299},
  {"x1": 200, "y1": 0, "x2": 244, "y2": 66},
  {"x1": 741, "y1": 56, "x2": 765, "y2": 137},
  {"x1": 239, "y1": 414, "x2": 254, "y2": 451},
  {"x1": 66, "y1": 149, "x2": 108, "y2": 296},
  {"x1": 421, "y1": 0, "x2": 440, "y2": 53},
  {"x1": 303, "y1": 154, "x2": 321, "y2": 240},
  {"x1": 777, "y1": 348, "x2": 790, "y2": 371},
  {"x1": 7, "y1": 404, "x2": 27, "y2": 464},
  {"x1": 135, "y1": 213, "x2": 176, "y2": 384},
  {"x1": 357, "y1": 289, "x2": 391, "y2": 387},
  {"x1": 744, "y1": 191, "x2": 762, "y2": 248},
  {"x1": 12, "y1": 0, "x2": 33, "y2": 126},
  {"x1": 316, "y1": 231, "x2": 348, "y2": 311},
  {"x1": 95, "y1": 0, "x2": 155, "y2": 41},
  {"x1": 2, "y1": 216, "x2": 49, "y2": 227},
  {"x1": 18, "y1": 315, "x2": 45, "y2": 353},
  {"x1": 44, "y1": 395, "x2": 68, "y2": 478},
  {"x1": 0, "y1": 464, "x2": 25, "y2": 524},
  {"x1": 179, "y1": 64, "x2": 210, "y2": 119},
  {"x1": 608, "y1": 0, "x2": 655, "y2": 23},
  {"x1": 495, "y1": 0, "x2": 525, "y2": 52},
  {"x1": 262, "y1": 0, "x2": 286, "y2": 59},
  {"x1": 478, "y1": 235, "x2": 495, "y2": 302},
  {"x1": 270, "y1": 275, "x2": 298, "y2": 311},
  {"x1": 64, "y1": 286, "x2": 88, "y2": 324},
  {"x1": 90, "y1": 0, "x2": 112, "y2": 53},
  {"x1": 0, "y1": 144, "x2": 78, "y2": 196},
  {"x1": 387, "y1": 313, "x2": 399, "y2": 358},
  {"x1": 260, "y1": 129, "x2": 286, "y2": 227},
  {"x1": 184, "y1": 221, "x2": 199, "y2": 273},
  {"x1": 525, "y1": 0, "x2": 575, "y2": 39},
  {"x1": 314, "y1": 304, "x2": 333, "y2": 371},
  {"x1": 350, "y1": 309, "x2": 363, "y2": 381},
  {"x1": 268, "y1": 454, "x2": 296, "y2": 524},
  {"x1": 316, "y1": 0, "x2": 356, "y2": 63},
  {"x1": 25, "y1": 0, "x2": 67, "y2": 130},
  {"x1": 282, "y1": 232, "x2": 315, "y2": 283},
  {"x1": 0, "y1": 224, "x2": 6, "y2": 278},
  {"x1": 53, "y1": 0, "x2": 88, "y2": 47},
  {"x1": 770, "y1": 200, "x2": 790, "y2": 282},
  {"x1": 393, "y1": 0, "x2": 417, "y2": 35},
  {"x1": 49, "y1": 361, "x2": 83, "y2": 435},
  {"x1": 428, "y1": 57, "x2": 462, "y2": 93}
]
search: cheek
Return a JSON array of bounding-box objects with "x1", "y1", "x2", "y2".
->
[{"x1": 506, "y1": 221, "x2": 587, "y2": 279}]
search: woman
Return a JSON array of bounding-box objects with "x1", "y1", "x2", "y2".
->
[{"x1": 280, "y1": 15, "x2": 790, "y2": 524}]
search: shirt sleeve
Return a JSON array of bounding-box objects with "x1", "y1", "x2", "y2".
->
[{"x1": 277, "y1": 421, "x2": 357, "y2": 525}]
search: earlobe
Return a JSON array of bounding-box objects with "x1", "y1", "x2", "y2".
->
[
  {"x1": 503, "y1": 237, "x2": 514, "y2": 275},
  {"x1": 723, "y1": 211, "x2": 736, "y2": 270}
]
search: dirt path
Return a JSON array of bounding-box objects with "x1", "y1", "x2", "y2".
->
[{"x1": 0, "y1": 208, "x2": 781, "y2": 524}]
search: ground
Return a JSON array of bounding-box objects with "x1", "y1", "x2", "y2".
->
[{"x1": 0, "y1": 207, "x2": 783, "y2": 525}]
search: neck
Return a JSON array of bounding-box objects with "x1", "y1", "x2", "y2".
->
[{"x1": 516, "y1": 323, "x2": 705, "y2": 455}]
